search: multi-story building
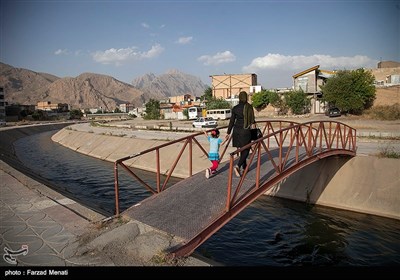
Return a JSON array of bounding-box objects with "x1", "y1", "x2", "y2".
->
[
  {"x1": 210, "y1": 73, "x2": 259, "y2": 100},
  {"x1": 292, "y1": 65, "x2": 335, "y2": 95},
  {"x1": 292, "y1": 65, "x2": 335, "y2": 114},
  {"x1": 119, "y1": 103, "x2": 135, "y2": 113}
]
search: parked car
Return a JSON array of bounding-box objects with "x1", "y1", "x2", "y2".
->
[
  {"x1": 192, "y1": 117, "x2": 218, "y2": 128},
  {"x1": 325, "y1": 107, "x2": 341, "y2": 117}
]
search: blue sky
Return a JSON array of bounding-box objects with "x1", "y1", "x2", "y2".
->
[{"x1": 1, "y1": 0, "x2": 399, "y2": 89}]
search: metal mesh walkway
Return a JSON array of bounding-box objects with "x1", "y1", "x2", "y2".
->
[{"x1": 122, "y1": 147, "x2": 302, "y2": 241}]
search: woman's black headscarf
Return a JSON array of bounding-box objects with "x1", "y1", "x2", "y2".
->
[{"x1": 239, "y1": 91, "x2": 255, "y2": 128}]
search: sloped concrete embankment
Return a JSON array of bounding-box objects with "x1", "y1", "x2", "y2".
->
[
  {"x1": 52, "y1": 127, "x2": 400, "y2": 220},
  {"x1": 266, "y1": 156, "x2": 400, "y2": 220}
]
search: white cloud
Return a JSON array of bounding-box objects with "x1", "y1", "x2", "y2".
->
[
  {"x1": 160, "y1": 24, "x2": 166, "y2": 28},
  {"x1": 141, "y1": 22, "x2": 150, "y2": 28},
  {"x1": 243, "y1": 53, "x2": 378, "y2": 72},
  {"x1": 176, "y1": 36, "x2": 193, "y2": 45},
  {"x1": 54, "y1": 49, "x2": 69, "y2": 55},
  {"x1": 141, "y1": 44, "x2": 165, "y2": 58},
  {"x1": 91, "y1": 44, "x2": 164, "y2": 65},
  {"x1": 198, "y1": 51, "x2": 236, "y2": 66}
]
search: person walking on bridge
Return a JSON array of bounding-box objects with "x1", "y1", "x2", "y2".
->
[
  {"x1": 225, "y1": 91, "x2": 255, "y2": 177},
  {"x1": 204, "y1": 128, "x2": 227, "y2": 178}
]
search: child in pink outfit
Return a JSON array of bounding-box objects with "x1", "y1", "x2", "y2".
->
[{"x1": 204, "y1": 128, "x2": 227, "y2": 178}]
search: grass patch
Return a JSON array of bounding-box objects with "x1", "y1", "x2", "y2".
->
[
  {"x1": 365, "y1": 103, "x2": 400, "y2": 120},
  {"x1": 150, "y1": 251, "x2": 187, "y2": 266},
  {"x1": 378, "y1": 144, "x2": 400, "y2": 159}
]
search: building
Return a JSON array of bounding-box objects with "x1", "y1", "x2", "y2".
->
[
  {"x1": 36, "y1": 101, "x2": 70, "y2": 112},
  {"x1": 292, "y1": 61, "x2": 400, "y2": 114},
  {"x1": 169, "y1": 94, "x2": 196, "y2": 105},
  {"x1": 0, "y1": 87, "x2": 5, "y2": 125},
  {"x1": 378, "y1": 61, "x2": 400, "y2": 69},
  {"x1": 292, "y1": 65, "x2": 335, "y2": 94},
  {"x1": 292, "y1": 65, "x2": 335, "y2": 114},
  {"x1": 210, "y1": 73, "x2": 260, "y2": 99},
  {"x1": 372, "y1": 61, "x2": 400, "y2": 87},
  {"x1": 119, "y1": 103, "x2": 135, "y2": 113}
]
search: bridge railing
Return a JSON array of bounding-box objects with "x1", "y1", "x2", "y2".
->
[
  {"x1": 113, "y1": 120, "x2": 298, "y2": 215},
  {"x1": 225, "y1": 120, "x2": 357, "y2": 211}
]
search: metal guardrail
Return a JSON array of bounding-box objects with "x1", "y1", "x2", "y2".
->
[
  {"x1": 169, "y1": 120, "x2": 356, "y2": 258},
  {"x1": 225, "y1": 120, "x2": 357, "y2": 211},
  {"x1": 113, "y1": 120, "x2": 301, "y2": 215}
]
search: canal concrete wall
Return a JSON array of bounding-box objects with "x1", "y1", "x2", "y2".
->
[{"x1": 265, "y1": 156, "x2": 400, "y2": 220}]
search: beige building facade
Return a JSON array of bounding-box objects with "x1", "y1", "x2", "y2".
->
[
  {"x1": 210, "y1": 73, "x2": 258, "y2": 99},
  {"x1": 292, "y1": 65, "x2": 335, "y2": 95},
  {"x1": 169, "y1": 94, "x2": 196, "y2": 104},
  {"x1": 292, "y1": 65, "x2": 335, "y2": 114}
]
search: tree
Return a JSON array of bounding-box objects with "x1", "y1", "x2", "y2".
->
[
  {"x1": 269, "y1": 91, "x2": 281, "y2": 107},
  {"x1": 144, "y1": 99, "x2": 160, "y2": 120},
  {"x1": 183, "y1": 108, "x2": 188, "y2": 119},
  {"x1": 251, "y1": 89, "x2": 278, "y2": 110},
  {"x1": 19, "y1": 109, "x2": 28, "y2": 119},
  {"x1": 285, "y1": 90, "x2": 310, "y2": 115},
  {"x1": 32, "y1": 110, "x2": 47, "y2": 121},
  {"x1": 206, "y1": 97, "x2": 231, "y2": 110},
  {"x1": 69, "y1": 109, "x2": 83, "y2": 120},
  {"x1": 114, "y1": 107, "x2": 121, "y2": 113},
  {"x1": 200, "y1": 86, "x2": 213, "y2": 102},
  {"x1": 320, "y1": 68, "x2": 376, "y2": 114},
  {"x1": 251, "y1": 90, "x2": 270, "y2": 110}
]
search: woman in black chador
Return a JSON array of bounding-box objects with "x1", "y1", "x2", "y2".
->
[{"x1": 225, "y1": 91, "x2": 255, "y2": 177}]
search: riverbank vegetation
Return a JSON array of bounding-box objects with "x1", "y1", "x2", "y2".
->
[{"x1": 378, "y1": 144, "x2": 400, "y2": 159}]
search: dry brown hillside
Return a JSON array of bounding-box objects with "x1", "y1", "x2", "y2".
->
[
  {"x1": 374, "y1": 85, "x2": 400, "y2": 106},
  {"x1": 44, "y1": 73, "x2": 144, "y2": 111}
]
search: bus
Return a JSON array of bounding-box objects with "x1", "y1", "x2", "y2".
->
[
  {"x1": 188, "y1": 106, "x2": 203, "y2": 120},
  {"x1": 206, "y1": 108, "x2": 231, "y2": 120}
]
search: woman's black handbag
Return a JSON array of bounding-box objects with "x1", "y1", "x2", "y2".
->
[{"x1": 250, "y1": 128, "x2": 263, "y2": 140}]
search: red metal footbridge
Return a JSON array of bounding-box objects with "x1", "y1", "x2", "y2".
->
[{"x1": 113, "y1": 120, "x2": 357, "y2": 257}]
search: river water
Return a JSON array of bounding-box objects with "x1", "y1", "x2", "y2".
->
[{"x1": 13, "y1": 130, "x2": 400, "y2": 266}]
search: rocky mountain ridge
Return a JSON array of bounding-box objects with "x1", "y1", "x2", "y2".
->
[
  {"x1": 0, "y1": 62, "x2": 209, "y2": 110},
  {"x1": 132, "y1": 69, "x2": 208, "y2": 99}
]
